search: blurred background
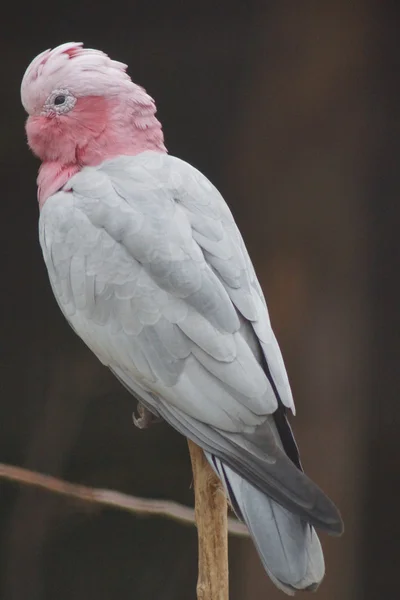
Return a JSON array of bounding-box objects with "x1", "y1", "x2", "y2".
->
[{"x1": 0, "y1": 1, "x2": 399, "y2": 598}]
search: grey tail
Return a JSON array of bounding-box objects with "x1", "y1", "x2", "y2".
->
[{"x1": 208, "y1": 454, "x2": 326, "y2": 595}]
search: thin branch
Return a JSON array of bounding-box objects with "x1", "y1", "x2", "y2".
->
[
  {"x1": 0, "y1": 462, "x2": 248, "y2": 537},
  {"x1": 188, "y1": 440, "x2": 229, "y2": 600}
]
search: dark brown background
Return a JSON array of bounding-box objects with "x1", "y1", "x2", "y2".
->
[{"x1": 0, "y1": 1, "x2": 399, "y2": 598}]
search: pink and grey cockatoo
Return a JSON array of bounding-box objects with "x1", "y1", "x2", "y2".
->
[{"x1": 21, "y1": 42, "x2": 343, "y2": 594}]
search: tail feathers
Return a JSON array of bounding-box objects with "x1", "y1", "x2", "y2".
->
[{"x1": 208, "y1": 454, "x2": 325, "y2": 595}]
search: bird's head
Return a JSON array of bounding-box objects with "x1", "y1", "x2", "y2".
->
[{"x1": 21, "y1": 42, "x2": 166, "y2": 165}]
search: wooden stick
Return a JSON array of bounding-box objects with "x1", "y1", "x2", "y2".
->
[
  {"x1": 0, "y1": 462, "x2": 248, "y2": 537},
  {"x1": 188, "y1": 440, "x2": 229, "y2": 600}
]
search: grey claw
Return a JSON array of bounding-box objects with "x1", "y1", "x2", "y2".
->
[{"x1": 132, "y1": 403, "x2": 162, "y2": 429}]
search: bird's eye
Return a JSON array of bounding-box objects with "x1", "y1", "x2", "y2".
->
[
  {"x1": 42, "y1": 90, "x2": 76, "y2": 115},
  {"x1": 54, "y1": 95, "x2": 66, "y2": 106}
]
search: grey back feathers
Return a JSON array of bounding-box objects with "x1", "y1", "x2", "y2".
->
[{"x1": 39, "y1": 151, "x2": 343, "y2": 593}]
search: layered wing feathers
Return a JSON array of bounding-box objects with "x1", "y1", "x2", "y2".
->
[
  {"x1": 39, "y1": 151, "x2": 342, "y2": 534},
  {"x1": 40, "y1": 152, "x2": 282, "y2": 424}
]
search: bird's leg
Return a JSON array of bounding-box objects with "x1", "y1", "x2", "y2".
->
[{"x1": 132, "y1": 402, "x2": 162, "y2": 429}]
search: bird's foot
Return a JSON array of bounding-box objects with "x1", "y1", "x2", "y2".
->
[{"x1": 132, "y1": 402, "x2": 162, "y2": 429}]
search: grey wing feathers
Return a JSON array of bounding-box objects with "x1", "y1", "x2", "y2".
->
[
  {"x1": 167, "y1": 155, "x2": 296, "y2": 413},
  {"x1": 40, "y1": 151, "x2": 343, "y2": 547},
  {"x1": 113, "y1": 365, "x2": 342, "y2": 535},
  {"x1": 103, "y1": 152, "x2": 295, "y2": 411}
]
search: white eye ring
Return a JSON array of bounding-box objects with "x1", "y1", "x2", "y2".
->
[{"x1": 42, "y1": 89, "x2": 77, "y2": 115}]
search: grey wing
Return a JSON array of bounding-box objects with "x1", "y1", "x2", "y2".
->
[
  {"x1": 40, "y1": 152, "x2": 342, "y2": 535},
  {"x1": 118, "y1": 152, "x2": 295, "y2": 413},
  {"x1": 173, "y1": 157, "x2": 296, "y2": 415}
]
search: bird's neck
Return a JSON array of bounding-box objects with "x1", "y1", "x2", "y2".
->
[{"x1": 37, "y1": 122, "x2": 167, "y2": 209}]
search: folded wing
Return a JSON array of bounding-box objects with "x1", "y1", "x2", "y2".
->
[{"x1": 39, "y1": 151, "x2": 343, "y2": 539}]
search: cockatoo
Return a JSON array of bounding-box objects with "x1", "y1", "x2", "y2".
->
[{"x1": 21, "y1": 43, "x2": 343, "y2": 594}]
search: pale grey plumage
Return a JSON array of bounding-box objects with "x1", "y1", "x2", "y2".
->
[{"x1": 39, "y1": 150, "x2": 343, "y2": 592}]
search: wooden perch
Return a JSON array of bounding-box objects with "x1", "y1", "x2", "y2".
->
[
  {"x1": 188, "y1": 440, "x2": 229, "y2": 600},
  {"x1": 0, "y1": 462, "x2": 248, "y2": 537}
]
